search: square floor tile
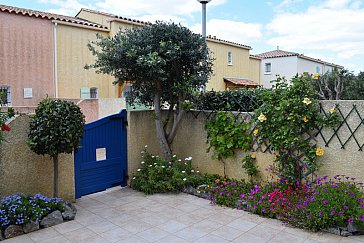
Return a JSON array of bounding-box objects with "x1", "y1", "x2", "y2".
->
[{"x1": 136, "y1": 227, "x2": 169, "y2": 242}]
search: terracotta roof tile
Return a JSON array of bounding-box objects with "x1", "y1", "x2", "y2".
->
[
  {"x1": 255, "y1": 49, "x2": 299, "y2": 59},
  {"x1": 0, "y1": 4, "x2": 108, "y2": 30},
  {"x1": 78, "y1": 8, "x2": 252, "y2": 50},
  {"x1": 77, "y1": 8, "x2": 149, "y2": 26},
  {"x1": 206, "y1": 35, "x2": 251, "y2": 50},
  {"x1": 224, "y1": 77, "x2": 260, "y2": 87},
  {"x1": 256, "y1": 49, "x2": 343, "y2": 68}
]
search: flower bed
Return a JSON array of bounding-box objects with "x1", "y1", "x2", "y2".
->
[
  {"x1": 0, "y1": 193, "x2": 76, "y2": 240},
  {"x1": 130, "y1": 147, "x2": 220, "y2": 195},
  {"x1": 208, "y1": 175, "x2": 364, "y2": 236}
]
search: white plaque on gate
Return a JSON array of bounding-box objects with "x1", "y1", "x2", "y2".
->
[{"x1": 96, "y1": 148, "x2": 106, "y2": 161}]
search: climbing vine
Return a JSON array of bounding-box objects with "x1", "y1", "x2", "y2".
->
[
  {"x1": 254, "y1": 74, "x2": 340, "y2": 182},
  {"x1": 205, "y1": 112, "x2": 252, "y2": 176}
]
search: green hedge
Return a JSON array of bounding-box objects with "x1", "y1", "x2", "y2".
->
[{"x1": 189, "y1": 88, "x2": 267, "y2": 112}]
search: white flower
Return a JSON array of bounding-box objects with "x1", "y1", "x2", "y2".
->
[
  {"x1": 141, "y1": 151, "x2": 144, "y2": 154},
  {"x1": 173, "y1": 155, "x2": 177, "y2": 158},
  {"x1": 149, "y1": 165, "x2": 152, "y2": 167},
  {"x1": 152, "y1": 156, "x2": 155, "y2": 158},
  {"x1": 191, "y1": 170, "x2": 194, "y2": 173},
  {"x1": 185, "y1": 156, "x2": 192, "y2": 161},
  {"x1": 145, "y1": 145, "x2": 148, "y2": 148},
  {"x1": 154, "y1": 163, "x2": 157, "y2": 165},
  {"x1": 169, "y1": 162, "x2": 172, "y2": 164},
  {"x1": 183, "y1": 178, "x2": 187, "y2": 181},
  {"x1": 161, "y1": 166, "x2": 165, "y2": 168},
  {"x1": 303, "y1": 98, "x2": 312, "y2": 105},
  {"x1": 133, "y1": 177, "x2": 136, "y2": 179},
  {"x1": 197, "y1": 171, "x2": 200, "y2": 173},
  {"x1": 182, "y1": 171, "x2": 186, "y2": 173},
  {"x1": 156, "y1": 156, "x2": 159, "y2": 158},
  {"x1": 141, "y1": 161, "x2": 145, "y2": 164},
  {"x1": 178, "y1": 159, "x2": 182, "y2": 162},
  {"x1": 168, "y1": 166, "x2": 171, "y2": 168},
  {"x1": 258, "y1": 113, "x2": 267, "y2": 122},
  {"x1": 137, "y1": 169, "x2": 141, "y2": 171}
]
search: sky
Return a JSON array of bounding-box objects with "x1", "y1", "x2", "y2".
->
[{"x1": 2, "y1": 0, "x2": 364, "y2": 73}]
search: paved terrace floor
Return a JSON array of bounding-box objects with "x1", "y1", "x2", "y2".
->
[{"x1": 3, "y1": 187, "x2": 364, "y2": 243}]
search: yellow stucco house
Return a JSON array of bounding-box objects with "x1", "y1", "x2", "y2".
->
[{"x1": 0, "y1": 5, "x2": 261, "y2": 107}]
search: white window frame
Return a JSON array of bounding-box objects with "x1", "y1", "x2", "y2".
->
[
  {"x1": 0, "y1": 86, "x2": 11, "y2": 106},
  {"x1": 228, "y1": 51, "x2": 233, "y2": 65},
  {"x1": 264, "y1": 62, "x2": 272, "y2": 74}
]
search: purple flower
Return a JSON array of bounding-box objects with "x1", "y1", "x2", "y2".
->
[
  {"x1": 358, "y1": 198, "x2": 363, "y2": 202},
  {"x1": 360, "y1": 215, "x2": 364, "y2": 221},
  {"x1": 323, "y1": 200, "x2": 328, "y2": 205},
  {"x1": 319, "y1": 211, "x2": 323, "y2": 216},
  {"x1": 261, "y1": 208, "x2": 266, "y2": 213},
  {"x1": 348, "y1": 218, "x2": 354, "y2": 223},
  {"x1": 351, "y1": 178, "x2": 356, "y2": 181},
  {"x1": 339, "y1": 211, "x2": 344, "y2": 215},
  {"x1": 350, "y1": 193, "x2": 355, "y2": 197},
  {"x1": 344, "y1": 190, "x2": 349, "y2": 193},
  {"x1": 361, "y1": 204, "x2": 364, "y2": 209},
  {"x1": 330, "y1": 211, "x2": 336, "y2": 215},
  {"x1": 343, "y1": 205, "x2": 349, "y2": 210},
  {"x1": 240, "y1": 194, "x2": 245, "y2": 198}
]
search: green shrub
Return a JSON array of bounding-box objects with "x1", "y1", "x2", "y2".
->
[
  {"x1": 130, "y1": 149, "x2": 206, "y2": 194},
  {"x1": 254, "y1": 74, "x2": 340, "y2": 182},
  {"x1": 189, "y1": 88, "x2": 265, "y2": 112},
  {"x1": 28, "y1": 98, "x2": 85, "y2": 197}
]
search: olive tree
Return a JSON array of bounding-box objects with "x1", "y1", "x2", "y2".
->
[
  {"x1": 86, "y1": 21, "x2": 214, "y2": 161},
  {"x1": 28, "y1": 98, "x2": 85, "y2": 197}
]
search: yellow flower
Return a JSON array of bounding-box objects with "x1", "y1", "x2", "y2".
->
[
  {"x1": 258, "y1": 113, "x2": 267, "y2": 122},
  {"x1": 250, "y1": 153, "x2": 256, "y2": 159},
  {"x1": 303, "y1": 98, "x2": 312, "y2": 105},
  {"x1": 253, "y1": 129, "x2": 259, "y2": 135},
  {"x1": 316, "y1": 148, "x2": 324, "y2": 156},
  {"x1": 313, "y1": 73, "x2": 319, "y2": 80},
  {"x1": 329, "y1": 107, "x2": 336, "y2": 114},
  {"x1": 303, "y1": 117, "x2": 308, "y2": 123}
]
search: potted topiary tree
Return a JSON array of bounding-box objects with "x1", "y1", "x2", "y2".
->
[{"x1": 28, "y1": 98, "x2": 85, "y2": 197}]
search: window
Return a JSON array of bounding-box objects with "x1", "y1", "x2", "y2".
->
[
  {"x1": 228, "y1": 51, "x2": 233, "y2": 65},
  {"x1": 121, "y1": 84, "x2": 132, "y2": 98},
  {"x1": 80, "y1": 87, "x2": 98, "y2": 99},
  {"x1": 90, "y1": 87, "x2": 98, "y2": 99},
  {"x1": 265, "y1": 63, "x2": 272, "y2": 73},
  {"x1": 0, "y1": 86, "x2": 11, "y2": 106}
]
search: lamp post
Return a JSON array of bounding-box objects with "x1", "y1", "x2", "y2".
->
[{"x1": 197, "y1": 0, "x2": 212, "y2": 38}]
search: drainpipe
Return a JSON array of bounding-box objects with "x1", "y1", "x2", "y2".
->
[{"x1": 53, "y1": 22, "x2": 58, "y2": 98}]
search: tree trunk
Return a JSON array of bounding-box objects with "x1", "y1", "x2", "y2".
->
[
  {"x1": 153, "y1": 93, "x2": 172, "y2": 161},
  {"x1": 53, "y1": 155, "x2": 59, "y2": 198}
]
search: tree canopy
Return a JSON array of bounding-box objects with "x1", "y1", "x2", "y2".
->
[{"x1": 86, "y1": 21, "x2": 214, "y2": 160}]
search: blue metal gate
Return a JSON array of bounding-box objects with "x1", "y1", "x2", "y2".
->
[{"x1": 74, "y1": 110, "x2": 127, "y2": 198}]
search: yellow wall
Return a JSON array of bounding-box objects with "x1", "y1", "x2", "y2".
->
[
  {"x1": 249, "y1": 57, "x2": 261, "y2": 85},
  {"x1": 56, "y1": 24, "x2": 116, "y2": 99},
  {"x1": 110, "y1": 21, "x2": 137, "y2": 37},
  {"x1": 206, "y1": 40, "x2": 251, "y2": 91}
]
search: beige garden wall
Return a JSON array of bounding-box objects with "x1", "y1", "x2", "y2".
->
[
  {"x1": 127, "y1": 100, "x2": 364, "y2": 183},
  {"x1": 0, "y1": 115, "x2": 75, "y2": 201}
]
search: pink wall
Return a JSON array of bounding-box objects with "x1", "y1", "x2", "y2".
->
[{"x1": 0, "y1": 12, "x2": 54, "y2": 106}]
